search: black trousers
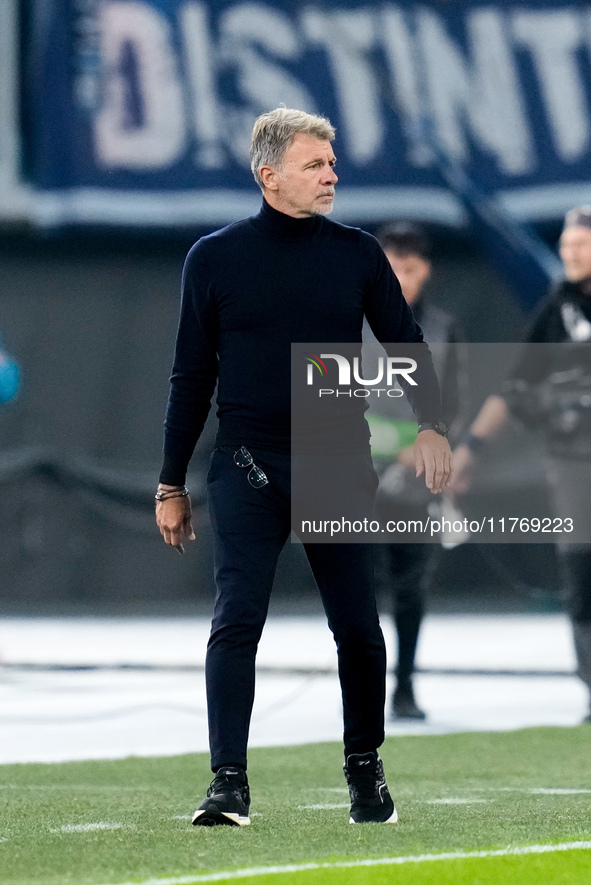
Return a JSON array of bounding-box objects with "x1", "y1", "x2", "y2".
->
[
  {"x1": 375, "y1": 485, "x2": 434, "y2": 687},
  {"x1": 558, "y1": 547, "x2": 591, "y2": 698},
  {"x1": 205, "y1": 446, "x2": 386, "y2": 771},
  {"x1": 387, "y1": 543, "x2": 430, "y2": 686}
]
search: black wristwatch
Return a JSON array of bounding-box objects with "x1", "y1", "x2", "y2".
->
[{"x1": 417, "y1": 420, "x2": 449, "y2": 438}]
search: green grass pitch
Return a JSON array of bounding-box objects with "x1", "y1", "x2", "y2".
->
[{"x1": 1, "y1": 727, "x2": 590, "y2": 885}]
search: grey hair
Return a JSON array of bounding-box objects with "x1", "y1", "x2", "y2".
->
[{"x1": 250, "y1": 108, "x2": 336, "y2": 191}]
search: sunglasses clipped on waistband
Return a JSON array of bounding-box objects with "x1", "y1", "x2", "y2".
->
[{"x1": 233, "y1": 446, "x2": 269, "y2": 489}]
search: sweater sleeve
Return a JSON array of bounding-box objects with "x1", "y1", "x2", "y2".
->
[
  {"x1": 362, "y1": 236, "x2": 442, "y2": 424},
  {"x1": 159, "y1": 243, "x2": 219, "y2": 485}
]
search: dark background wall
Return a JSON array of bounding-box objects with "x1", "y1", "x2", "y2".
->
[{"x1": 0, "y1": 229, "x2": 560, "y2": 615}]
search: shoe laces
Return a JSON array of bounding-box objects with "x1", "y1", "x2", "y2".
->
[
  {"x1": 345, "y1": 754, "x2": 383, "y2": 801},
  {"x1": 208, "y1": 768, "x2": 247, "y2": 798}
]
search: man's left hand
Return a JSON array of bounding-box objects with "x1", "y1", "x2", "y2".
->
[{"x1": 414, "y1": 430, "x2": 453, "y2": 494}]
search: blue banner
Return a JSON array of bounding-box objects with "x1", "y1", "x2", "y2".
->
[{"x1": 26, "y1": 0, "x2": 591, "y2": 228}]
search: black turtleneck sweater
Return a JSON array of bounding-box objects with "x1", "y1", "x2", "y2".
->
[{"x1": 160, "y1": 199, "x2": 441, "y2": 485}]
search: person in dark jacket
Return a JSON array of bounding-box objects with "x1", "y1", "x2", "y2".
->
[
  {"x1": 155, "y1": 108, "x2": 452, "y2": 827},
  {"x1": 452, "y1": 206, "x2": 591, "y2": 723},
  {"x1": 372, "y1": 223, "x2": 466, "y2": 720}
]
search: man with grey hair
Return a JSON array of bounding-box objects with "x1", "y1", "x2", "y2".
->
[
  {"x1": 249, "y1": 107, "x2": 336, "y2": 191},
  {"x1": 156, "y1": 107, "x2": 451, "y2": 826}
]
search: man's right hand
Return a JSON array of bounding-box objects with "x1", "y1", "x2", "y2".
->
[{"x1": 155, "y1": 485, "x2": 195, "y2": 554}]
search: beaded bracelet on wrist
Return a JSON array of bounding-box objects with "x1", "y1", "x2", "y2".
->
[{"x1": 155, "y1": 487, "x2": 189, "y2": 502}]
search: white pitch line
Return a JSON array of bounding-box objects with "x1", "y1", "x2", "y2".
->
[
  {"x1": 104, "y1": 840, "x2": 591, "y2": 885},
  {"x1": 56, "y1": 822, "x2": 124, "y2": 833},
  {"x1": 531, "y1": 788, "x2": 591, "y2": 795},
  {"x1": 426, "y1": 798, "x2": 489, "y2": 805}
]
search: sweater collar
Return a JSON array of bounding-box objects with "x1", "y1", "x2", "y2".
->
[{"x1": 251, "y1": 198, "x2": 321, "y2": 238}]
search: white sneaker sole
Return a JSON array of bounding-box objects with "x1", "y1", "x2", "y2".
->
[
  {"x1": 349, "y1": 806, "x2": 398, "y2": 824},
  {"x1": 192, "y1": 809, "x2": 251, "y2": 826}
]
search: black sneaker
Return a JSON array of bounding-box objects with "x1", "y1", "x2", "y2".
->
[
  {"x1": 391, "y1": 684, "x2": 426, "y2": 721},
  {"x1": 343, "y1": 752, "x2": 398, "y2": 824},
  {"x1": 192, "y1": 767, "x2": 251, "y2": 827}
]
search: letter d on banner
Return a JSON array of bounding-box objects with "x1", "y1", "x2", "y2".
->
[{"x1": 95, "y1": 1, "x2": 187, "y2": 169}]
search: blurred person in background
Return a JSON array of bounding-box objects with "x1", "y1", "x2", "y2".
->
[
  {"x1": 0, "y1": 331, "x2": 20, "y2": 407},
  {"x1": 155, "y1": 108, "x2": 451, "y2": 827},
  {"x1": 451, "y1": 206, "x2": 591, "y2": 724},
  {"x1": 370, "y1": 222, "x2": 467, "y2": 720}
]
